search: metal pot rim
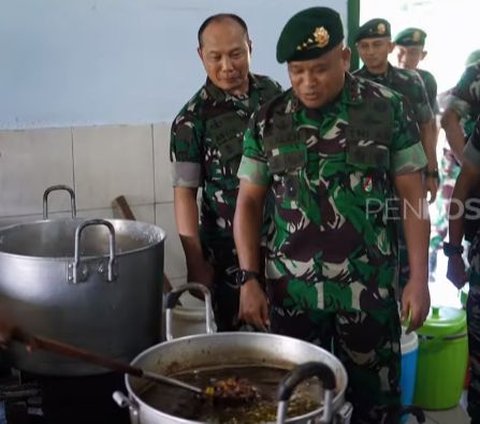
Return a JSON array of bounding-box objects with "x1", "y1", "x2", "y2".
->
[{"x1": 125, "y1": 332, "x2": 348, "y2": 423}]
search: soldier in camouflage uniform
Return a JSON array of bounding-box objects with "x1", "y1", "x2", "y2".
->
[
  {"x1": 444, "y1": 64, "x2": 480, "y2": 424},
  {"x1": 353, "y1": 19, "x2": 437, "y2": 289},
  {"x1": 446, "y1": 116, "x2": 480, "y2": 424},
  {"x1": 233, "y1": 7, "x2": 430, "y2": 424},
  {"x1": 170, "y1": 13, "x2": 281, "y2": 331},
  {"x1": 393, "y1": 28, "x2": 438, "y2": 114}
]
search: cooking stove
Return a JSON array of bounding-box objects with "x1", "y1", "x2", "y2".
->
[{"x1": 0, "y1": 368, "x2": 130, "y2": 424}]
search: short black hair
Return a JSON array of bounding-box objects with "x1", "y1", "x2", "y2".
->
[{"x1": 197, "y1": 13, "x2": 249, "y2": 47}]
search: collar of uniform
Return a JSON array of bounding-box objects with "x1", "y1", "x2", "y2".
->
[
  {"x1": 204, "y1": 73, "x2": 255, "y2": 103},
  {"x1": 290, "y1": 73, "x2": 360, "y2": 119},
  {"x1": 359, "y1": 62, "x2": 394, "y2": 83}
]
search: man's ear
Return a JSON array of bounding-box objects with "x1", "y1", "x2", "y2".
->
[
  {"x1": 248, "y1": 39, "x2": 252, "y2": 54},
  {"x1": 197, "y1": 46, "x2": 203, "y2": 61},
  {"x1": 421, "y1": 50, "x2": 428, "y2": 60},
  {"x1": 342, "y1": 46, "x2": 352, "y2": 70},
  {"x1": 388, "y1": 41, "x2": 395, "y2": 54}
]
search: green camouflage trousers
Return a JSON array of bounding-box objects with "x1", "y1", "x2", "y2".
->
[
  {"x1": 467, "y1": 234, "x2": 480, "y2": 423},
  {"x1": 270, "y1": 302, "x2": 401, "y2": 424}
]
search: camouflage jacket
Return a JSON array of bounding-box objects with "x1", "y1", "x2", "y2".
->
[
  {"x1": 447, "y1": 62, "x2": 480, "y2": 134},
  {"x1": 170, "y1": 74, "x2": 282, "y2": 257},
  {"x1": 354, "y1": 63, "x2": 434, "y2": 125},
  {"x1": 238, "y1": 73, "x2": 427, "y2": 312},
  {"x1": 417, "y1": 69, "x2": 439, "y2": 114}
]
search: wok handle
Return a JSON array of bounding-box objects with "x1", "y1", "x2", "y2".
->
[
  {"x1": 10, "y1": 327, "x2": 203, "y2": 395},
  {"x1": 43, "y1": 185, "x2": 77, "y2": 219},
  {"x1": 12, "y1": 327, "x2": 142, "y2": 377},
  {"x1": 276, "y1": 362, "x2": 336, "y2": 424}
]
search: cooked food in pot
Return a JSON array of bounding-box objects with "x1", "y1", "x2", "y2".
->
[{"x1": 139, "y1": 365, "x2": 324, "y2": 423}]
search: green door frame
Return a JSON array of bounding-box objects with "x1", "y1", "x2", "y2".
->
[{"x1": 348, "y1": 0, "x2": 360, "y2": 70}]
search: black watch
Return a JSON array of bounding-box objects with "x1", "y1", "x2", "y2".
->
[
  {"x1": 443, "y1": 242, "x2": 464, "y2": 257},
  {"x1": 235, "y1": 269, "x2": 260, "y2": 286}
]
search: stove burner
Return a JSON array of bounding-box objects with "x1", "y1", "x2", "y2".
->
[{"x1": 0, "y1": 370, "x2": 130, "y2": 424}]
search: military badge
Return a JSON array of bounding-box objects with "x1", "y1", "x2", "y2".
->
[
  {"x1": 412, "y1": 30, "x2": 421, "y2": 42},
  {"x1": 377, "y1": 23, "x2": 386, "y2": 35},
  {"x1": 314, "y1": 27, "x2": 330, "y2": 48},
  {"x1": 363, "y1": 176, "x2": 373, "y2": 192}
]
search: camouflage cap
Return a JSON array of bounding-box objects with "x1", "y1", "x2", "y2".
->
[
  {"x1": 276, "y1": 7, "x2": 344, "y2": 63},
  {"x1": 394, "y1": 27, "x2": 426, "y2": 46},
  {"x1": 355, "y1": 18, "x2": 391, "y2": 43}
]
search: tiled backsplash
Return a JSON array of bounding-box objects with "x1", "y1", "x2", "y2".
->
[{"x1": 0, "y1": 123, "x2": 186, "y2": 280}]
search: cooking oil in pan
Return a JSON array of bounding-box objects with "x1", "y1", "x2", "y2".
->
[{"x1": 138, "y1": 365, "x2": 324, "y2": 423}]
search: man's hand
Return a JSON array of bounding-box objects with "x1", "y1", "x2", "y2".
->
[
  {"x1": 446, "y1": 254, "x2": 468, "y2": 289},
  {"x1": 238, "y1": 279, "x2": 269, "y2": 331},
  {"x1": 401, "y1": 278, "x2": 430, "y2": 333},
  {"x1": 424, "y1": 175, "x2": 438, "y2": 203}
]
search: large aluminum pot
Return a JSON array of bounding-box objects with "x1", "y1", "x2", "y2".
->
[
  {"x1": 0, "y1": 216, "x2": 166, "y2": 376},
  {"x1": 113, "y1": 284, "x2": 352, "y2": 424}
]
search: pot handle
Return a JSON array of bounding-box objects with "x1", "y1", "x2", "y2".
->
[
  {"x1": 112, "y1": 391, "x2": 140, "y2": 424},
  {"x1": 70, "y1": 219, "x2": 117, "y2": 284},
  {"x1": 276, "y1": 361, "x2": 336, "y2": 424},
  {"x1": 165, "y1": 283, "x2": 215, "y2": 341},
  {"x1": 43, "y1": 185, "x2": 77, "y2": 219}
]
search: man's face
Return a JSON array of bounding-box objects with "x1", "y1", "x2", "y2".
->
[
  {"x1": 356, "y1": 37, "x2": 393, "y2": 71},
  {"x1": 198, "y1": 19, "x2": 251, "y2": 96},
  {"x1": 395, "y1": 45, "x2": 426, "y2": 70},
  {"x1": 287, "y1": 45, "x2": 351, "y2": 109}
]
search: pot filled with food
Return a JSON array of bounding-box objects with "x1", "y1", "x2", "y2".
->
[
  {"x1": 0, "y1": 186, "x2": 166, "y2": 376},
  {"x1": 113, "y1": 284, "x2": 352, "y2": 424}
]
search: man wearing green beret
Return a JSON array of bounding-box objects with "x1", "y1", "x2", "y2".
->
[
  {"x1": 233, "y1": 7, "x2": 430, "y2": 423},
  {"x1": 353, "y1": 18, "x2": 438, "y2": 203},
  {"x1": 353, "y1": 18, "x2": 438, "y2": 292},
  {"x1": 394, "y1": 27, "x2": 438, "y2": 114},
  {"x1": 170, "y1": 13, "x2": 282, "y2": 331}
]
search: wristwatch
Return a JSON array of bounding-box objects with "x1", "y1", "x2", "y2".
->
[
  {"x1": 424, "y1": 168, "x2": 439, "y2": 179},
  {"x1": 443, "y1": 242, "x2": 464, "y2": 257},
  {"x1": 235, "y1": 269, "x2": 260, "y2": 286}
]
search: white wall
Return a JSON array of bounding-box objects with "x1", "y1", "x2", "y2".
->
[{"x1": 0, "y1": 0, "x2": 348, "y2": 130}]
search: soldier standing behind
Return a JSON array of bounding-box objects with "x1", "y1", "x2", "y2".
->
[
  {"x1": 393, "y1": 27, "x2": 438, "y2": 114},
  {"x1": 353, "y1": 19, "x2": 438, "y2": 203},
  {"x1": 170, "y1": 14, "x2": 282, "y2": 331},
  {"x1": 353, "y1": 19, "x2": 437, "y2": 288},
  {"x1": 233, "y1": 7, "x2": 430, "y2": 423},
  {"x1": 446, "y1": 116, "x2": 480, "y2": 424}
]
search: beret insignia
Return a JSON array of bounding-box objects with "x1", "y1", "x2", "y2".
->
[{"x1": 314, "y1": 27, "x2": 330, "y2": 48}]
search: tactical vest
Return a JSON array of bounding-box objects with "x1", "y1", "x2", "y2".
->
[
  {"x1": 264, "y1": 96, "x2": 393, "y2": 173},
  {"x1": 205, "y1": 79, "x2": 280, "y2": 174}
]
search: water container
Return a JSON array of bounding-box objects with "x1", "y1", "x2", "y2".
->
[
  {"x1": 413, "y1": 306, "x2": 468, "y2": 409},
  {"x1": 401, "y1": 328, "x2": 418, "y2": 406}
]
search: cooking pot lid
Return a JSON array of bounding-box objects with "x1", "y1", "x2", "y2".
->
[{"x1": 417, "y1": 306, "x2": 466, "y2": 337}]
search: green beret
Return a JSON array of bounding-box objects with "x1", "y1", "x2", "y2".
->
[
  {"x1": 394, "y1": 27, "x2": 426, "y2": 46},
  {"x1": 355, "y1": 18, "x2": 391, "y2": 43},
  {"x1": 276, "y1": 7, "x2": 344, "y2": 63}
]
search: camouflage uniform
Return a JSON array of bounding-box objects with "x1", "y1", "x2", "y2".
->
[
  {"x1": 460, "y1": 116, "x2": 480, "y2": 423},
  {"x1": 170, "y1": 74, "x2": 281, "y2": 330},
  {"x1": 417, "y1": 68, "x2": 438, "y2": 114},
  {"x1": 354, "y1": 63, "x2": 434, "y2": 288},
  {"x1": 238, "y1": 73, "x2": 427, "y2": 423}
]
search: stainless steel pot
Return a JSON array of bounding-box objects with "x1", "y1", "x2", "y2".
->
[
  {"x1": 113, "y1": 285, "x2": 352, "y2": 424},
  {"x1": 0, "y1": 189, "x2": 166, "y2": 376}
]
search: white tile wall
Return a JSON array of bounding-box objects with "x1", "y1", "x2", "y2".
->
[
  {"x1": 73, "y1": 124, "x2": 154, "y2": 210},
  {"x1": 155, "y1": 203, "x2": 186, "y2": 279},
  {"x1": 0, "y1": 128, "x2": 73, "y2": 216},
  {"x1": 153, "y1": 122, "x2": 173, "y2": 203}
]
